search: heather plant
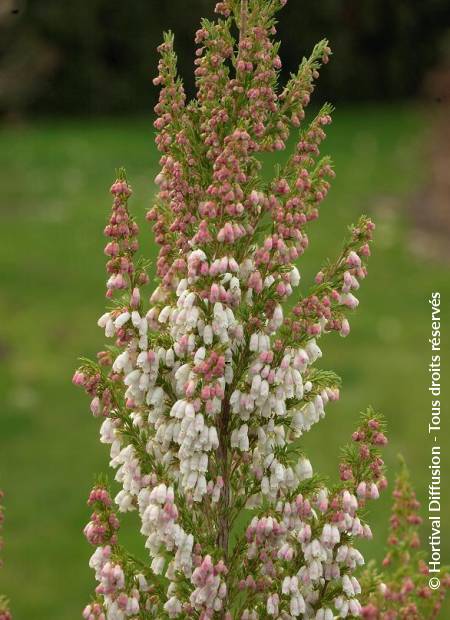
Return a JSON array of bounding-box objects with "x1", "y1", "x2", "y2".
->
[
  {"x1": 360, "y1": 460, "x2": 449, "y2": 620},
  {"x1": 73, "y1": 1, "x2": 444, "y2": 618}
]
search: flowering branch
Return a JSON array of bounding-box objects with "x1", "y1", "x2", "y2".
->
[
  {"x1": 360, "y1": 459, "x2": 449, "y2": 619},
  {"x1": 71, "y1": 1, "x2": 447, "y2": 618}
]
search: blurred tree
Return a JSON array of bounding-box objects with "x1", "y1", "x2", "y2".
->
[{"x1": 0, "y1": 0, "x2": 449, "y2": 116}]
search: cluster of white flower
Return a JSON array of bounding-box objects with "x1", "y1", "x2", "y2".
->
[
  {"x1": 86, "y1": 220, "x2": 377, "y2": 619},
  {"x1": 112, "y1": 444, "x2": 151, "y2": 512},
  {"x1": 146, "y1": 252, "x2": 249, "y2": 505},
  {"x1": 281, "y1": 576, "x2": 306, "y2": 616},
  {"x1": 95, "y1": 243, "x2": 248, "y2": 615},
  {"x1": 138, "y1": 483, "x2": 193, "y2": 577},
  {"x1": 93, "y1": 226, "x2": 356, "y2": 614},
  {"x1": 226, "y1": 330, "x2": 341, "y2": 506},
  {"x1": 190, "y1": 555, "x2": 227, "y2": 614},
  {"x1": 240, "y1": 485, "x2": 372, "y2": 619},
  {"x1": 88, "y1": 546, "x2": 145, "y2": 619}
]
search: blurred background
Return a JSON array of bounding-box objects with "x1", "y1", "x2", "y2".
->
[{"x1": 0, "y1": 0, "x2": 449, "y2": 618}]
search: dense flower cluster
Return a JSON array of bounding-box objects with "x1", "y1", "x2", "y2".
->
[
  {"x1": 235, "y1": 411, "x2": 387, "y2": 620},
  {"x1": 82, "y1": 485, "x2": 162, "y2": 619},
  {"x1": 360, "y1": 461, "x2": 449, "y2": 620},
  {"x1": 0, "y1": 491, "x2": 11, "y2": 620},
  {"x1": 73, "y1": 1, "x2": 446, "y2": 618}
]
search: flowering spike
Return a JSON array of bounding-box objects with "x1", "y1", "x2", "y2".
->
[
  {"x1": 70, "y1": 3, "x2": 445, "y2": 618},
  {"x1": 360, "y1": 458, "x2": 449, "y2": 618},
  {"x1": 153, "y1": 31, "x2": 186, "y2": 150},
  {"x1": 104, "y1": 172, "x2": 140, "y2": 299}
]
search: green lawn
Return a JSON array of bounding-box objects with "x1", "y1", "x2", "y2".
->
[{"x1": 0, "y1": 106, "x2": 448, "y2": 618}]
